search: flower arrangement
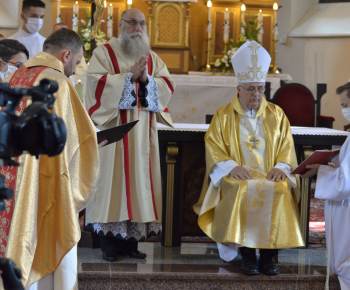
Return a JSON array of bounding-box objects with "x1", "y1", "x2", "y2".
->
[
  {"x1": 214, "y1": 14, "x2": 262, "y2": 73},
  {"x1": 79, "y1": 8, "x2": 107, "y2": 59}
]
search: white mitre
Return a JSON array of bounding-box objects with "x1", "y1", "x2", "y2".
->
[{"x1": 231, "y1": 40, "x2": 271, "y2": 83}]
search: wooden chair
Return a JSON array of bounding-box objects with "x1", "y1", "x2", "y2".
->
[{"x1": 272, "y1": 83, "x2": 334, "y2": 128}]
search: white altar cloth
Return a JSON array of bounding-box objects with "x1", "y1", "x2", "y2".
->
[
  {"x1": 169, "y1": 75, "x2": 281, "y2": 124},
  {"x1": 187, "y1": 72, "x2": 293, "y2": 82},
  {"x1": 158, "y1": 123, "x2": 350, "y2": 137}
]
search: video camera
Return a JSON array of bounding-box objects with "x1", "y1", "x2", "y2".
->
[{"x1": 0, "y1": 79, "x2": 67, "y2": 290}]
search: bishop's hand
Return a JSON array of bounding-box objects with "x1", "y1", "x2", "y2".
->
[
  {"x1": 230, "y1": 166, "x2": 252, "y2": 180},
  {"x1": 266, "y1": 168, "x2": 286, "y2": 182}
]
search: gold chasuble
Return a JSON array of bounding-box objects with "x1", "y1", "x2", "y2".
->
[
  {"x1": 85, "y1": 38, "x2": 174, "y2": 224},
  {"x1": 4, "y1": 52, "x2": 99, "y2": 288},
  {"x1": 194, "y1": 96, "x2": 304, "y2": 249}
]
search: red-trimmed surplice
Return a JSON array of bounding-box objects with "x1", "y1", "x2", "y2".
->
[
  {"x1": 0, "y1": 66, "x2": 47, "y2": 256},
  {"x1": 85, "y1": 37, "x2": 175, "y2": 225}
]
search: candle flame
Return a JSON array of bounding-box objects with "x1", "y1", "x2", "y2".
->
[
  {"x1": 273, "y1": 3, "x2": 278, "y2": 10},
  {"x1": 110, "y1": 3, "x2": 112, "y2": 6},
  {"x1": 127, "y1": 0, "x2": 132, "y2": 4},
  {"x1": 75, "y1": 1, "x2": 78, "y2": 4},
  {"x1": 226, "y1": 8, "x2": 228, "y2": 11},
  {"x1": 241, "y1": 4, "x2": 246, "y2": 12},
  {"x1": 260, "y1": 9, "x2": 262, "y2": 13},
  {"x1": 78, "y1": 79, "x2": 81, "y2": 84},
  {"x1": 207, "y1": 0, "x2": 212, "y2": 8}
]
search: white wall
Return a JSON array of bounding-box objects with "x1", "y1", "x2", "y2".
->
[
  {"x1": 277, "y1": 0, "x2": 350, "y2": 130},
  {"x1": 0, "y1": 0, "x2": 53, "y2": 38}
]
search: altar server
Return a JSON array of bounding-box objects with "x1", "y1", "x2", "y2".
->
[
  {"x1": 301, "y1": 82, "x2": 350, "y2": 290},
  {"x1": 8, "y1": 0, "x2": 46, "y2": 59},
  {"x1": 5, "y1": 28, "x2": 100, "y2": 289},
  {"x1": 85, "y1": 8, "x2": 174, "y2": 262},
  {"x1": 194, "y1": 40, "x2": 304, "y2": 276}
]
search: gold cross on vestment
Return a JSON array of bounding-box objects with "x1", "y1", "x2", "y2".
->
[{"x1": 249, "y1": 135, "x2": 260, "y2": 149}]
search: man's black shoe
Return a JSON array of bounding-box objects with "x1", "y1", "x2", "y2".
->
[
  {"x1": 258, "y1": 259, "x2": 280, "y2": 275},
  {"x1": 240, "y1": 247, "x2": 259, "y2": 275},
  {"x1": 102, "y1": 251, "x2": 118, "y2": 262},
  {"x1": 259, "y1": 250, "x2": 280, "y2": 275},
  {"x1": 128, "y1": 250, "x2": 146, "y2": 259}
]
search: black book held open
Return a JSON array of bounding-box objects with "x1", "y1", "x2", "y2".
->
[{"x1": 97, "y1": 120, "x2": 139, "y2": 147}]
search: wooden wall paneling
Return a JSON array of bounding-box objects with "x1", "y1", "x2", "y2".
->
[
  {"x1": 178, "y1": 141, "x2": 206, "y2": 236},
  {"x1": 154, "y1": 2, "x2": 183, "y2": 47}
]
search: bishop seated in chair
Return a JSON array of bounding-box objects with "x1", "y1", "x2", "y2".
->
[{"x1": 194, "y1": 41, "x2": 304, "y2": 276}]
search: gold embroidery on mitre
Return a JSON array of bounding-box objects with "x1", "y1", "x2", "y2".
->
[{"x1": 237, "y1": 42, "x2": 268, "y2": 82}]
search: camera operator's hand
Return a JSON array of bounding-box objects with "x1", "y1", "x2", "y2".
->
[
  {"x1": 98, "y1": 140, "x2": 108, "y2": 149},
  {"x1": 131, "y1": 56, "x2": 148, "y2": 83}
]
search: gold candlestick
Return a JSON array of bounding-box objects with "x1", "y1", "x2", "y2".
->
[
  {"x1": 223, "y1": 40, "x2": 229, "y2": 53},
  {"x1": 269, "y1": 32, "x2": 280, "y2": 74},
  {"x1": 205, "y1": 37, "x2": 212, "y2": 72},
  {"x1": 270, "y1": 3, "x2": 280, "y2": 74}
]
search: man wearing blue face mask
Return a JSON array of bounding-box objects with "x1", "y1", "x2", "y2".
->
[
  {"x1": 8, "y1": 0, "x2": 46, "y2": 59},
  {"x1": 0, "y1": 39, "x2": 29, "y2": 82}
]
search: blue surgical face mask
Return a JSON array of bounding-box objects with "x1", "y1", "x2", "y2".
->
[
  {"x1": 342, "y1": 107, "x2": 350, "y2": 122},
  {"x1": 0, "y1": 64, "x2": 18, "y2": 81}
]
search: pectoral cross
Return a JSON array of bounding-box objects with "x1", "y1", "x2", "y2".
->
[{"x1": 249, "y1": 135, "x2": 259, "y2": 149}]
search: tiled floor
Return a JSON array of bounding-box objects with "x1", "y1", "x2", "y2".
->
[{"x1": 77, "y1": 243, "x2": 341, "y2": 289}]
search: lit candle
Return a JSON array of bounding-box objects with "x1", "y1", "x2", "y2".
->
[
  {"x1": 207, "y1": 0, "x2": 212, "y2": 38},
  {"x1": 258, "y1": 9, "x2": 263, "y2": 23},
  {"x1": 127, "y1": 0, "x2": 132, "y2": 9},
  {"x1": 57, "y1": 0, "x2": 61, "y2": 18},
  {"x1": 107, "y1": 3, "x2": 113, "y2": 39},
  {"x1": 73, "y1": 1, "x2": 79, "y2": 33},
  {"x1": 108, "y1": 3, "x2": 113, "y2": 17},
  {"x1": 241, "y1": 4, "x2": 246, "y2": 26},
  {"x1": 75, "y1": 79, "x2": 84, "y2": 102},
  {"x1": 73, "y1": 1, "x2": 79, "y2": 15},
  {"x1": 258, "y1": 9, "x2": 263, "y2": 43},
  {"x1": 224, "y1": 8, "x2": 229, "y2": 42},
  {"x1": 273, "y1": 3, "x2": 278, "y2": 26}
]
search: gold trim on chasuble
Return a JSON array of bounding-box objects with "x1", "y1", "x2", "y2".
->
[
  {"x1": 236, "y1": 42, "x2": 268, "y2": 82},
  {"x1": 195, "y1": 97, "x2": 304, "y2": 249}
]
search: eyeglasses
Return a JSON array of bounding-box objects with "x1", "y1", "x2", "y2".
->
[
  {"x1": 239, "y1": 86, "x2": 265, "y2": 94},
  {"x1": 1, "y1": 59, "x2": 22, "y2": 68},
  {"x1": 122, "y1": 19, "x2": 148, "y2": 29}
]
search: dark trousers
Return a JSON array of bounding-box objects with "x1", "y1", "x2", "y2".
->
[
  {"x1": 99, "y1": 235, "x2": 138, "y2": 255},
  {"x1": 259, "y1": 249, "x2": 278, "y2": 257}
]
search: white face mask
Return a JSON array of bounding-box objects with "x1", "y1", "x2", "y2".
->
[
  {"x1": 0, "y1": 65, "x2": 18, "y2": 81},
  {"x1": 25, "y1": 17, "x2": 43, "y2": 34},
  {"x1": 342, "y1": 107, "x2": 350, "y2": 122}
]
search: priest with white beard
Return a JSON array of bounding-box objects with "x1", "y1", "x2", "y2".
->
[
  {"x1": 85, "y1": 8, "x2": 174, "y2": 262},
  {"x1": 301, "y1": 82, "x2": 350, "y2": 290},
  {"x1": 8, "y1": 0, "x2": 46, "y2": 59},
  {"x1": 194, "y1": 41, "x2": 304, "y2": 276}
]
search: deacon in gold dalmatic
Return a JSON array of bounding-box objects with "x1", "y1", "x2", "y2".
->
[{"x1": 4, "y1": 52, "x2": 99, "y2": 289}]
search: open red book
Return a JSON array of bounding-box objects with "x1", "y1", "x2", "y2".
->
[{"x1": 291, "y1": 149, "x2": 340, "y2": 175}]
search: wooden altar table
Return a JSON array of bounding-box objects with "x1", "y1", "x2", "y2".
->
[{"x1": 158, "y1": 123, "x2": 349, "y2": 247}]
